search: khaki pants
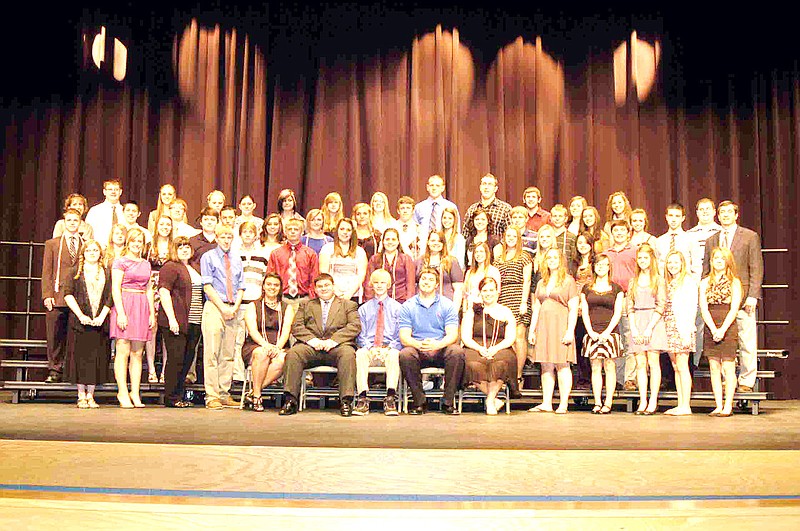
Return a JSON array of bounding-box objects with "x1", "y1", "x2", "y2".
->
[
  {"x1": 355, "y1": 347, "x2": 400, "y2": 394},
  {"x1": 201, "y1": 301, "x2": 240, "y2": 402}
]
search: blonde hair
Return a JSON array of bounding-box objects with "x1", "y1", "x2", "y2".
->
[
  {"x1": 630, "y1": 208, "x2": 650, "y2": 231},
  {"x1": 305, "y1": 208, "x2": 325, "y2": 231},
  {"x1": 567, "y1": 196, "x2": 588, "y2": 224},
  {"x1": 322, "y1": 192, "x2": 344, "y2": 233},
  {"x1": 153, "y1": 184, "x2": 176, "y2": 225},
  {"x1": 663, "y1": 250, "x2": 688, "y2": 286},
  {"x1": 534, "y1": 224, "x2": 557, "y2": 272},
  {"x1": 370, "y1": 192, "x2": 395, "y2": 227},
  {"x1": 351, "y1": 203, "x2": 373, "y2": 229},
  {"x1": 104, "y1": 224, "x2": 128, "y2": 267},
  {"x1": 169, "y1": 199, "x2": 189, "y2": 224},
  {"x1": 540, "y1": 248, "x2": 568, "y2": 287},
  {"x1": 123, "y1": 227, "x2": 147, "y2": 258}
]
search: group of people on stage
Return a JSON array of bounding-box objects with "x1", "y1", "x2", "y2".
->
[{"x1": 42, "y1": 173, "x2": 763, "y2": 417}]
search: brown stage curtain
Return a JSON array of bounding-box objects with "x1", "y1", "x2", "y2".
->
[{"x1": 1, "y1": 24, "x2": 797, "y2": 397}]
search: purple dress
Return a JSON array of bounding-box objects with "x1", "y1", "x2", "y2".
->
[{"x1": 110, "y1": 257, "x2": 153, "y2": 341}]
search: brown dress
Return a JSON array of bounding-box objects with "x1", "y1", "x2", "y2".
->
[
  {"x1": 241, "y1": 299, "x2": 287, "y2": 366},
  {"x1": 464, "y1": 304, "x2": 517, "y2": 384},
  {"x1": 704, "y1": 277, "x2": 738, "y2": 361},
  {"x1": 532, "y1": 275, "x2": 578, "y2": 364}
]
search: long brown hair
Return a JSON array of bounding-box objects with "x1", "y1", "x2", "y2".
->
[
  {"x1": 706, "y1": 247, "x2": 739, "y2": 291},
  {"x1": 332, "y1": 218, "x2": 359, "y2": 258},
  {"x1": 605, "y1": 191, "x2": 632, "y2": 226},
  {"x1": 148, "y1": 216, "x2": 174, "y2": 262},
  {"x1": 495, "y1": 226, "x2": 523, "y2": 263},
  {"x1": 422, "y1": 230, "x2": 452, "y2": 274},
  {"x1": 629, "y1": 243, "x2": 660, "y2": 301}
]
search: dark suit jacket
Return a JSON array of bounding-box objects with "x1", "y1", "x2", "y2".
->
[
  {"x1": 61, "y1": 266, "x2": 112, "y2": 332},
  {"x1": 702, "y1": 226, "x2": 763, "y2": 304},
  {"x1": 42, "y1": 236, "x2": 83, "y2": 307},
  {"x1": 292, "y1": 296, "x2": 361, "y2": 347}
]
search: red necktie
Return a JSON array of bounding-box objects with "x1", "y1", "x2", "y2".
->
[
  {"x1": 224, "y1": 252, "x2": 234, "y2": 302},
  {"x1": 374, "y1": 300, "x2": 385, "y2": 347},
  {"x1": 288, "y1": 245, "x2": 299, "y2": 297}
]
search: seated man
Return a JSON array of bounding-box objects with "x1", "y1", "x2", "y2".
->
[
  {"x1": 354, "y1": 269, "x2": 403, "y2": 416},
  {"x1": 399, "y1": 267, "x2": 465, "y2": 415},
  {"x1": 279, "y1": 273, "x2": 361, "y2": 416}
]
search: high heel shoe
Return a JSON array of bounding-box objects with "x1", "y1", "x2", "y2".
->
[
  {"x1": 148, "y1": 371, "x2": 158, "y2": 384},
  {"x1": 129, "y1": 393, "x2": 145, "y2": 408},
  {"x1": 117, "y1": 392, "x2": 134, "y2": 409}
]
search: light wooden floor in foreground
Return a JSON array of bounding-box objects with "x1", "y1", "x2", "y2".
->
[
  {"x1": 2, "y1": 440, "x2": 800, "y2": 528},
  {"x1": 2, "y1": 494, "x2": 800, "y2": 530}
]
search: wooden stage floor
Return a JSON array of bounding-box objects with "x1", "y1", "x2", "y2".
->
[{"x1": 2, "y1": 398, "x2": 800, "y2": 527}]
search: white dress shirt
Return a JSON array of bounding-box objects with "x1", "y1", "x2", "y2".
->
[{"x1": 85, "y1": 201, "x2": 125, "y2": 248}]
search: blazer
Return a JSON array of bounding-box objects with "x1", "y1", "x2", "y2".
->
[
  {"x1": 292, "y1": 296, "x2": 361, "y2": 347},
  {"x1": 42, "y1": 235, "x2": 83, "y2": 306},
  {"x1": 61, "y1": 266, "x2": 112, "y2": 332},
  {"x1": 702, "y1": 226, "x2": 763, "y2": 304}
]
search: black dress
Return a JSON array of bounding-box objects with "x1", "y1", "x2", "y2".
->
[
  {"x1": 62, "y1": 267, "x2": 112, "y2": 385},
  {"x1": 241, "y1": 299, "x2": 287, "y2": 366},
  {"x1": 463, "y1": 304, "x2": 517, "y2": 384}
]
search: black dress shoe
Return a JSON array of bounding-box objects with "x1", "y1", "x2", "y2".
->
[
  {"x1": 45, "y1": 373, "x2": 62, "y2": 383},
  {"x1": 408, "y1": 403, "x2": 428, "y2": 415},
  {"x1": 340, "y1": 398, "x2": 353, "y2": 417},
  {"x1": 443, "y1": 403, "x2": 460, "y2": 415},
  {"x1": 279, "y1": 399, "x2": 298, "y2": 416}
]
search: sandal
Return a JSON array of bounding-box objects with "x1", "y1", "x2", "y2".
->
[
  {"x1": 600, "y1": 405, "x2": 612, "y2": 414},
  {"x1": 592, "y1": 405, "x2": 602, "y2": 414},
  {"x1": 77, "y1": 398, "x2": 89, "y2": 409},
  {"x1": 86, "y1": 397, "x2": 100, "y2": 409},
  {"x1": 528, "y1": 404, "x2": 553, "y2": 413},
  {"x1": 148, "y1": 371, "x2": 158, "y2": 384}
]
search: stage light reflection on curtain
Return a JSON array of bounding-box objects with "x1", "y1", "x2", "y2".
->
[
  {"x1": 85, "y1": 26, "x2": 127, "y2": 81},
  {"x1": 614, "y1": 31, "x2": 661, "y2": 106}
]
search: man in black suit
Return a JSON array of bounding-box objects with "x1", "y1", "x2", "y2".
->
[
  {"x1": 41, "y1": 209, "x2": 84, "y2": 382},
  {"x1": 279, "y1": 273, "x2": 362, "y2": 416},
  {"x1": 702, "y1": 200, "x2": 763, "y2": 392}
]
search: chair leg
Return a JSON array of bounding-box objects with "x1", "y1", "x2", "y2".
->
[
  {"x1": 239, "y1": 366, "x2": 251, "y2": 410},
  {"x1": 300, "y1": 370, "x2": 307, "y2": 411}
]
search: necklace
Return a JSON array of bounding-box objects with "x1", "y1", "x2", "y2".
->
[
  {"x1": 481, "y1": 307, "x2": 501, "y2": 349},
  {"x1": 261, "y1": 298, "x2": 282, "y2": 344}
]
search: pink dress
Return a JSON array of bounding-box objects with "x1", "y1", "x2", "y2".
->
[
  {"x1": 110, "y1": 257, "x2": 152, "y2": 341},
  {"x1": 533, "y1": 275, "x2": 578, "y2": 364}
]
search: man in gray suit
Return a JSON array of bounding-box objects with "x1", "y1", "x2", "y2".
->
[
  {"x1": 702, "y1": 200, "x2": 763, "y2": 392},
  {"x1": 279, "y1": 273, "x2": 362, "y2": 416}
]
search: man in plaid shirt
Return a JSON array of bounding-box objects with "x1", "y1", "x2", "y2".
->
[{"x1": 461, "y1": 173, "x2": 512, "y2": 237}]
